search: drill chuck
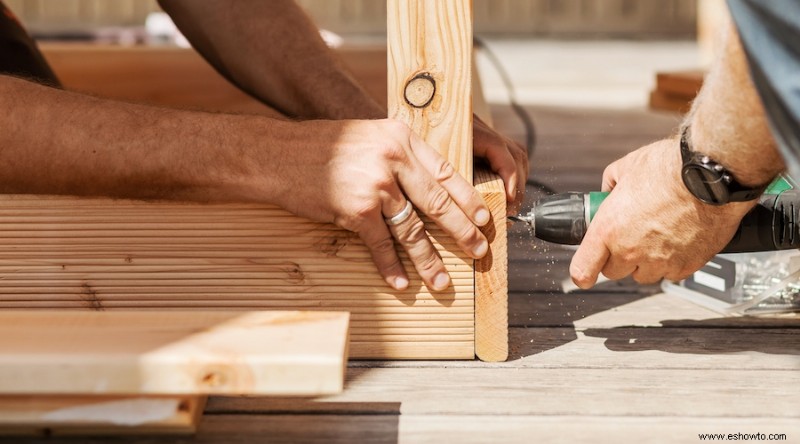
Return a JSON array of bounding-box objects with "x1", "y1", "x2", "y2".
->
[{"x1": 520, "y1": 192, "x2": 588, "y2": 245}]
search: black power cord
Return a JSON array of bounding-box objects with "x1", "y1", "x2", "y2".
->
[{"x1": 473, "y1": 36, "x2": 556, "y2": 196}]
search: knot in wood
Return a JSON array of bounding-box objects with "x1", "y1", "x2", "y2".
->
[
  {"x1": 404, "y1": 73, "x2": 436, "y2": 108},
  {"x1": 199, "y1": 369, "x2": 228, "y2": 388}
]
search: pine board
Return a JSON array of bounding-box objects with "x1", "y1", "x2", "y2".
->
[
  {"x1": 0, "y1": 310, "x2": 349, "y2": 395},
  {"x1": 474, "y1": 169, "x2": 508, "y2": 361},
  {"x1": 0, "y1": 195, "x2": 477, "y2": 359},
  {"x1": 387, "y1": 0, "x2": 473, "y2": 181}
]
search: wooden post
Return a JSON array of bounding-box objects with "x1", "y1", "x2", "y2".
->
[
  {"x1": 388, "y1": 0, "x2": 508, "y2": 361},
  {"x1": 387, "y1": 0, "x2": 473, "y2": 181}
]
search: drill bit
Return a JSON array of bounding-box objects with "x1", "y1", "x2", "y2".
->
[{"x1": 507, "y1": 214, "x2": 535, "y2": 234}]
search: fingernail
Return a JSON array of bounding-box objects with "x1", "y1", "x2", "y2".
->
[
  {"x1": 432, "y1": 272, "x2": 450, "y2": 291},
  {"x1": 474, "y1": 240, "x2": 489, "y2": 258},
  {"x1": 475, "y1": 209, "x2": 490, "y2": 226},
  {"x1": 394, "y1": 276, "x2": 409, "y2": 290}
]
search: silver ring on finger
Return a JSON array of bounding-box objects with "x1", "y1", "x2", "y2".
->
[{"x1": 385, "y1": 200, "x2": 414, "y2": 226}]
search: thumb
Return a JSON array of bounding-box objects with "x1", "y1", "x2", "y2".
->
[{"x1": 569, "y1": 225, "x2": 611, "y2": 289}]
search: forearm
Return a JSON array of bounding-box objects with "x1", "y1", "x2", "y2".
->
[
  {"x1": 0, "y1": 75, "x2": 288, "y2": 203},
  {"x1": 157, "y1": 0, "x2": 383, "y2": 120},
  {"x1": 686, "y1": 22, "x2": 785, "y2": 187}
]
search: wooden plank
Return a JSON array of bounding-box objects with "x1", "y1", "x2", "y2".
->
[
  {"x1": 184, "y1": 414, "x2": 798, "y2": 444},
  {"x1": 649, "y1": 90, "x2": 693, "y2": 114},
  {"x1": 42, "y1": 44, "x2": 277, "y2": 116},
  {"x1": 474, "y1": 169, "x2": 508, "y2": 361},
  {"x1": 0, "y1": 195, "x2": 474, "y2": 360},
  {"x1": 0, "y1": 311, "x2": 349, "y2": 395},
  {"x1": 649, "y1": 71, "x2": 705, "y2": 114},
  {"x1": 207, "y1": 367, "x2": 800, "y2": 417},
  {"x1": 387, "y1": 0, "x2": 473, "y2": 181},
  {"x1": 9, "y1": 414, "x2": 796, "y2": 443},
  {"x1": 655, "y1": 70, "x2": 704, "y2": 98},
  {"x1": 0, "y1": 395, "x2": 205, "y2": 436},
  {"x1": 40, "y1": 43, "x2": 388, "y2": 113}
]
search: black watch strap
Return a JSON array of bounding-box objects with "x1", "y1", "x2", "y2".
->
[{"x1": 679, "y1": 127, "x2": 768, "y2": 204}]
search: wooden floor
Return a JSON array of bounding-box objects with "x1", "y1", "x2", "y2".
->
[{"x1": 10, "y1": 105, "x2": 800, "y2": 443}]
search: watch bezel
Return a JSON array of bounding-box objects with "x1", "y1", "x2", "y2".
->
[
  {"x1": 679, "y1": 126, "x2": 767, "y2": 205},
  {"x1": 681, "y1": 160, "x2": 731, "y2": 205}
]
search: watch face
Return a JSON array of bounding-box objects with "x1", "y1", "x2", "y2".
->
[{"x1": 682, "y1": 164, "x2": 730, "y2": 205}]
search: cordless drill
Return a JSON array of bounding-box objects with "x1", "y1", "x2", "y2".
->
[{"x1": 509, "y1": 178, "x2": 800, "y2": 253}]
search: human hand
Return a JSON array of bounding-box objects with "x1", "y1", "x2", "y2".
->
[
  {"x1": 473, "y1": 115, "x2": 529, "y2": 215},
  {"x1": 569, "y1": 137, "x2": 756, "y2": 289},
  {"x1": 270, "y1": 119, "x2": 490, "y2": 292}
]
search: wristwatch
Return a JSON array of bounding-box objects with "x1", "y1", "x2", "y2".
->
[{"x1": 680, "y1": 126, "x2": 768, "y2": 205}]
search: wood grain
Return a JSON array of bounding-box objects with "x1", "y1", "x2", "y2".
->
[
  {"x1": 191, "y1": 415, "x2": 800, "y2": 444},
  {"x1": 0, "y1": 310, "x2": 348, "y2": 395},
  {"x1": 474, "y1": 169, "x2": 508, "y2": 361},
  {"x1": 0, "y1": 195, "x2": 474, "y2": 359},
  {"x1": 386, "y1": 0, "x2": 490, "y2": 360},
  {"x1": 387, "y1": 0, "x2": 473, "y2": 181},
  {"x1": 208, "y1": 366, "x2": 800, "y2": 417}
]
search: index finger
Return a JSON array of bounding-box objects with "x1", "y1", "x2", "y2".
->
[
  {"x1": 570, "y1": 224, "x2": 611, "y2": 289},
  {"x1": 601, "y1": 160, "x2": 621, "y2": 192}
]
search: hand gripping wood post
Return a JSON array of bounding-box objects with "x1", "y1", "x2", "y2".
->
[{"x1": 388, "y1": 0, "x2": 508, "y2": 361}]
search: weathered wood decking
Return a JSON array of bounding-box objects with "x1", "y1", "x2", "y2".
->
[{"x1": 10, "y1": 105, "x2": 800, "y2": 443}]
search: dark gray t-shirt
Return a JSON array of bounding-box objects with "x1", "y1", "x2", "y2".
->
[{"x1": 727, "y1": 0, "x2": 800, "y2": 179}]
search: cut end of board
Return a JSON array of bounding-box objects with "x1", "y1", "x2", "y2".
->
[{"x1": 474, "y1": 168, "x2": 509, "y2": 362}]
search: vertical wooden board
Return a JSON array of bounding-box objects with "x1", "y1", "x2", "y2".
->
[
  {"x1": 474, "y1": 169, "x2": 508, "y2": 361},
  {"x1": 387, "y1": 0, "x2": 473, "y2": 182}
]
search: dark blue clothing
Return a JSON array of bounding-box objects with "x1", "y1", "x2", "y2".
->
[{"x1": 728, "y1": 0, "x2": 800, "y2": 179}]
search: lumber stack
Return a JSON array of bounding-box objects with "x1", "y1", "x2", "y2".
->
[{"x1": 648, "y1": 70, "x2": 705, "y2": 114}]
